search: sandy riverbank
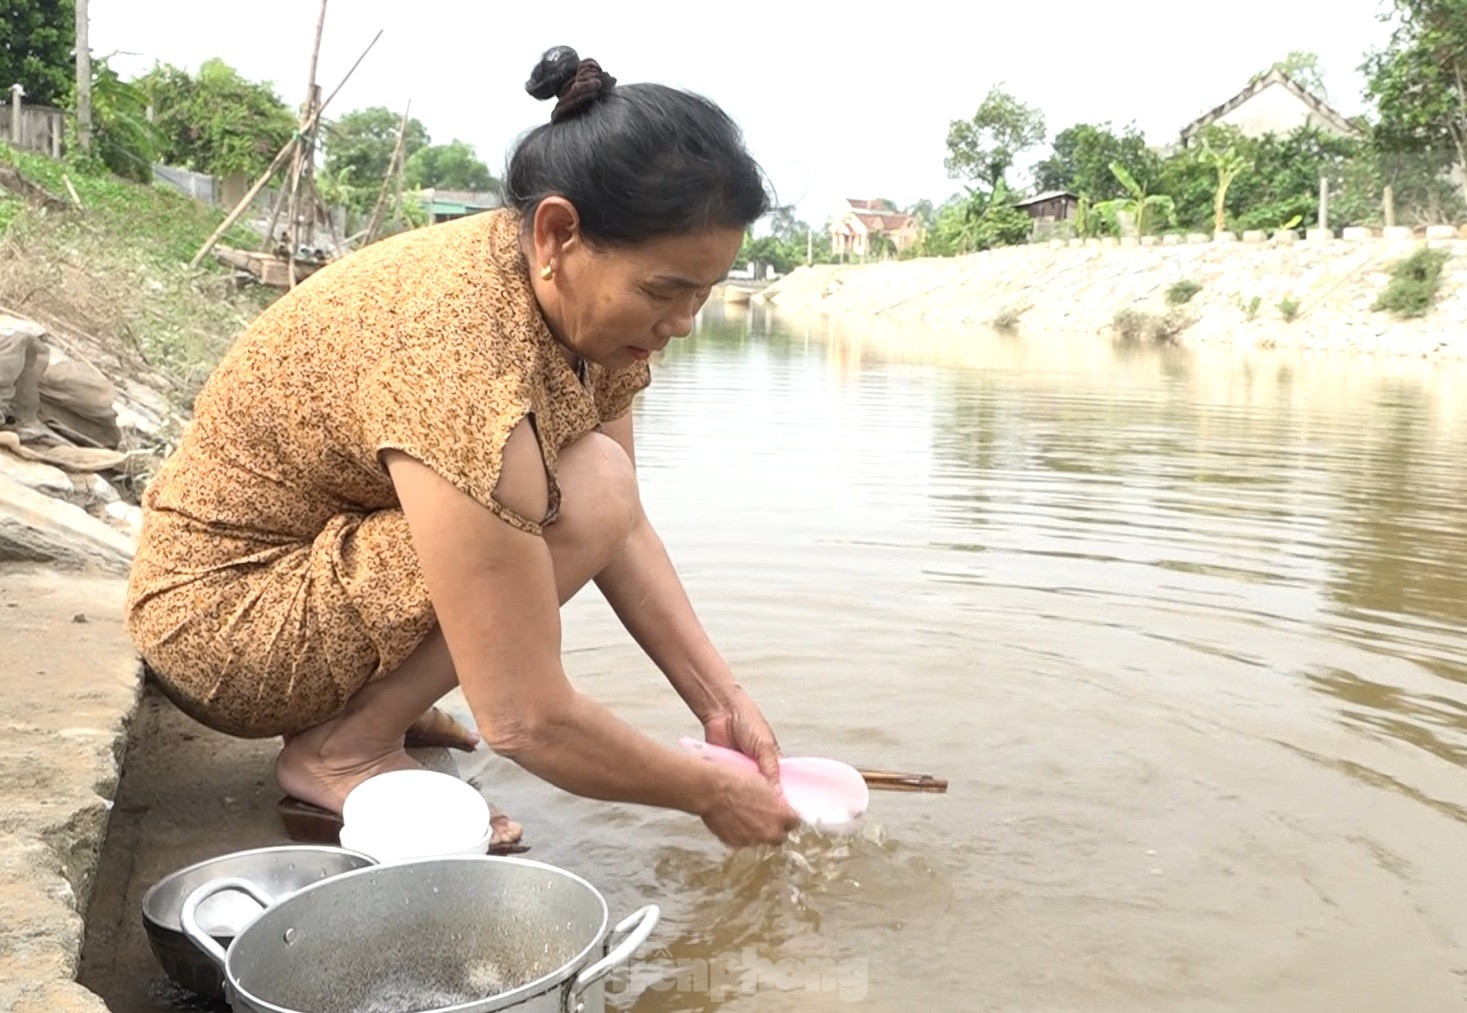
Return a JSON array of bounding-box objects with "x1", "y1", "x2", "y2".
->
[{"x1": 757, "y1": 235, "x2": 1467, "y2": 359}]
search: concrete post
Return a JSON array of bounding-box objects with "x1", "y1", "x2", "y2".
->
[
  {"x1": 75, "y1": 0, "x2": 92, "y2": 154},
  {"x1": 9, "y1": 84, "x2": 22, "y2": 146}
]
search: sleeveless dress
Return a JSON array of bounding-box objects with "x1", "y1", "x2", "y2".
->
[{"x1": 124, "y1": 209, "x2": 649, "y2": 738}]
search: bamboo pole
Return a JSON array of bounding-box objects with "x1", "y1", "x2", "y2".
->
[
  {"x1": 857, "y1": 770, "x2": 948, "y2": 793},
  {"x1": 287, "y1": 0, "x2": 330, "y2": 289},
  {"x1": 260, "y1": 184, "x2": 287, "y2": 252},
  {"x1": 188, "y1": 29, "x2": 381, "y2": 269},
  {"x1": 364, "y1": 101, "x2": 411, "y2": 244}
]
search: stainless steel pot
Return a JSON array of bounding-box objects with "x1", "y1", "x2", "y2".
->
[
  {"x1": 181, "y1": 855, "x2": 659, "y2": 1013},
  {"x1": 143, "y1": 845, "x2": 377, "y2": 1001}
]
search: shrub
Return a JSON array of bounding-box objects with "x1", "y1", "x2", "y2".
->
[
  {"x1": 1373, "y1": 247, "x2": 1452, "y2": 319},
  {"x1": 1112, "y1": 308, "x2": 1149, "y2": 343},
  {"x1": 1111, "y1": 307, "x2": 1194, "y2": 346},
  {"x1": 1166, "y1": 279, "x2": 1202, "y2": 305},
  {"x1": 990, "y1": 303, "x2": 1028, "y2": 332},
  {"x1": 1278, "y1": 297, "x2": 1300, "y2": 322},
  {"x1": 1147, "y1": 308, "x2": 1193, "y2": 345}
]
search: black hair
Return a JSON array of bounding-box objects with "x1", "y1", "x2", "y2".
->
[{"x1": 504, "y1": 46, "x2": 772, "y2": 245}]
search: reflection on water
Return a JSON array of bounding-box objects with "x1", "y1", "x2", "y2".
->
[{"x1": 461, "y1": 301, "x2": 1467, "y2": 1011}]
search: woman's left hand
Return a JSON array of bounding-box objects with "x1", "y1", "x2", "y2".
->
[{"x1": 702, "y1": 686, "x2": 782, "y2": 788}]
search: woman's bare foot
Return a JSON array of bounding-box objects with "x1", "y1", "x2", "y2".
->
[
  {"x1": 405, "y1": 706, "x2": 481, "y2": 751},
  {"x1": 490, "y1": 813, "x2": 524, "y2": 846},
  {"x1": 275, "y1": 715, "x2": 419, "y2": 814},
  {"x1": 276, "y1": 714, "x2": 524, "y2": 846}
]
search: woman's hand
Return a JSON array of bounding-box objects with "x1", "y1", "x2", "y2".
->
[
  {"x1": 699, "y1": 764, "x2": 802, "y2": 847},
  {"x1": 701, "y1": 685, "x2": 783, "y2": 789}
]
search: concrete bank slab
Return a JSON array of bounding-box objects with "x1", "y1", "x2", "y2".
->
[{"x1": 0, "y1": 566, "x2": 141, "y2": 1012}]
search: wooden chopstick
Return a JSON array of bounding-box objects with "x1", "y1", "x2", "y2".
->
[{"x1": 857, "y1": 769, "x2": 948, "y2": 793}]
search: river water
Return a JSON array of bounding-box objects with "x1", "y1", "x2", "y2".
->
[{"x1": 457, "y1": 302, "x2": 1467, "y2": 1012}]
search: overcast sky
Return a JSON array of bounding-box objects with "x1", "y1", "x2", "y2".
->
[{"x1": 91, "y1": 1, "x2": 1396, "y2": 224}]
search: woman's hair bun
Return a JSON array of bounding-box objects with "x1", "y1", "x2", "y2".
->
[{"x1": 526, "y1": 46, "x2": 581, "y2": 101}]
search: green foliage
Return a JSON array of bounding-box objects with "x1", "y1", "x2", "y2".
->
[
  {"x1": 766, "y1": 206, "x2": 809, "y2": 245},
  {"x1": 1253, "y1": 50, "x2": 1330, "y2": 98},
  {"x1": 743, "y1": 234, "x2": 797, "y2": 274},
  {"x1": 323, "y1": 107, "x2": 430, "y2": 210},
  {"x1": 733, "y1": 216, "x2": 834, "y2": 274},
  {"x1": 944, "y1": 86, "x2": 1045, "y2": 188},
  {"x1": 1034, "y1": 122, "x2": 1160, "y2": 202},
  {"x1": 905, "y1": 199, "x2": 937, "y2": 230},
  {"x1": 0, "y1": 143, "x2": 271, "y2": 384},
  {"x1": 1278, "y1": 296, "x2": 1301, "y2": 321},
  {"x1": 1, "y1": 142, "x2": 254, "y2": 262},
  {"x1": 134, "y1": 60, "x2": 296, "y2": 178},
  {"x1": 1092, "y1": 161, "x2": 1176, "y2": 237},
  {"x1": 404, "y1": 140, "x2": 499, "y2": 192},
  {"x1": 1239, "y1": 294, "x2": 1263, "y2": 320},
  {"x1": 1167, "y1": 280, "x2": 1202, "y2": 305},
  {"x1": 1364, "y1": 0, "x2": 1467, "y2": 193},
  {"x1": 1153, "y1": 124, "x2": 1395, "y2": 233},
  {"x1": 0, "y1": 0, "x2": 75, "y2": 106},
  {"x1": 88, "y1": 60, "x2": 163, "y2": 183},
  {"x1": 1372, "y1": 246, "x2": 1452, "y2": 317},
  {"x1": 1198, "y1": 135, "x2": 1252, "y2": 232},
  {"x1": 925, "y1": 182, "x2": 1033, "y2": 253}
]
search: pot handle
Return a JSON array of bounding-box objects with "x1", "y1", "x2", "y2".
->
[
  {"x1": 567, "y1": 904, "x2": 660, "y2": 1006},
  {"x1": 179, "y1": 876, "x2": 274, "y2": 971}
]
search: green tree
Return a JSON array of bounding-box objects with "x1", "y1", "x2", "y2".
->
[
  {"x1": 1231, "y1": 127, "x2": 1379, "y2": 230},
  {"x1": 745, "y1": 234, "x2": 798, "y2": 273},
  {"x1": 905, "y1": 198, "x2": 936, "y2": 229},
  {"x1": 404, "y1": 140, "x2": 499, "y2": 192},
  {"x1": 1157, "y1": 124, "x2": 1396, "y2": 232},
  {"x1": 1253, "y1": 50, "x2": 1330, "y2": 98},
  {"x1": 134, "y1": 59, "x2": 296, "y2": 178},
  {"x1": 1093, "y1": 162, "x2": 1176, "y2": 237},
  {"x1": 1365, "y1": 0, "x2": 1467, "y2": 203},
  {"x1": 0, "y1": 0, "x2": 75, "y2": 106},
  {"x1": 87, "y1": 59, "x2": 162, "y2": 182},
  {"x1": 766, "y1": 206, "x2": 807, "y2": 243},
  {"x1": 323, "y1": 106, "x2": 430, "y2": 204},
  {"x1": 1033, "y1": 122, "x2": 1159, "y2": 201},
  {"x1": 944, "y1": 86, "x2": 1045, "y2": 188},
  {"x1": 924, "y1": 182, "x2": 1032, "y2": 254}
]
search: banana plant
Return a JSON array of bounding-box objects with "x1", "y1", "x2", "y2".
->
[
  {"x1": 1199, "y1": 137, "x2": 1252, "y2": 234},
  {"x1": 1092, "y1": 162, "x2": 1175, "y2": 238},
  {"x1": 956, "y1": 179, "x2": 1010, "y2": 253}
]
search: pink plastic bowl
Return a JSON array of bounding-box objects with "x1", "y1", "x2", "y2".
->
[{"x1": 679, "y1": 738, "x2": 870, "y2": 833}]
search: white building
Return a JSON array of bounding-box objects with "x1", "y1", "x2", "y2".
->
[{"x1": 1179, "y1": 69, "x2": 1363, "y2": 147}]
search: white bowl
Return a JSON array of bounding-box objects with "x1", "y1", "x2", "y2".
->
[
  {"x1": 340, "y1": 769, "x2": 490, "y2": 861},
  {"x1": 338, "y1": 822, "x2": 492, "y2": 864}
]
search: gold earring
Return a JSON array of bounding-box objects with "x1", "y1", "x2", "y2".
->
[{"x1": 540, "y1": 264, "x2": 554, "y2": 280}]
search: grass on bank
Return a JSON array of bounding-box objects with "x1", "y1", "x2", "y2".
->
[
  {"x1": 0, "y1": 144, "x2": 275, "y2": 395},
  {"x1": 1373, "y1": 247, "x2": 1452, "y2": 319}
]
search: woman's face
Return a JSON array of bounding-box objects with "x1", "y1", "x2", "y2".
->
[{"x1": 528, "y1": 199, "x2": 744, "y2": 369}]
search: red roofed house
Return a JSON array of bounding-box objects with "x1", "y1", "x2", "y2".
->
[{"x1": 830, "y1": 198, "x2": 922, "y2": 258}]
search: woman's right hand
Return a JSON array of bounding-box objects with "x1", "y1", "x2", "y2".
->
[{"x1": 699, "y1": 765, "x2": 803, "y2": 847}]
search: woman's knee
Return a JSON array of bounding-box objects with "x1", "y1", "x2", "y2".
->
[{"x1": 555, "y1": 431, "x2": 640, "y2": 547}]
